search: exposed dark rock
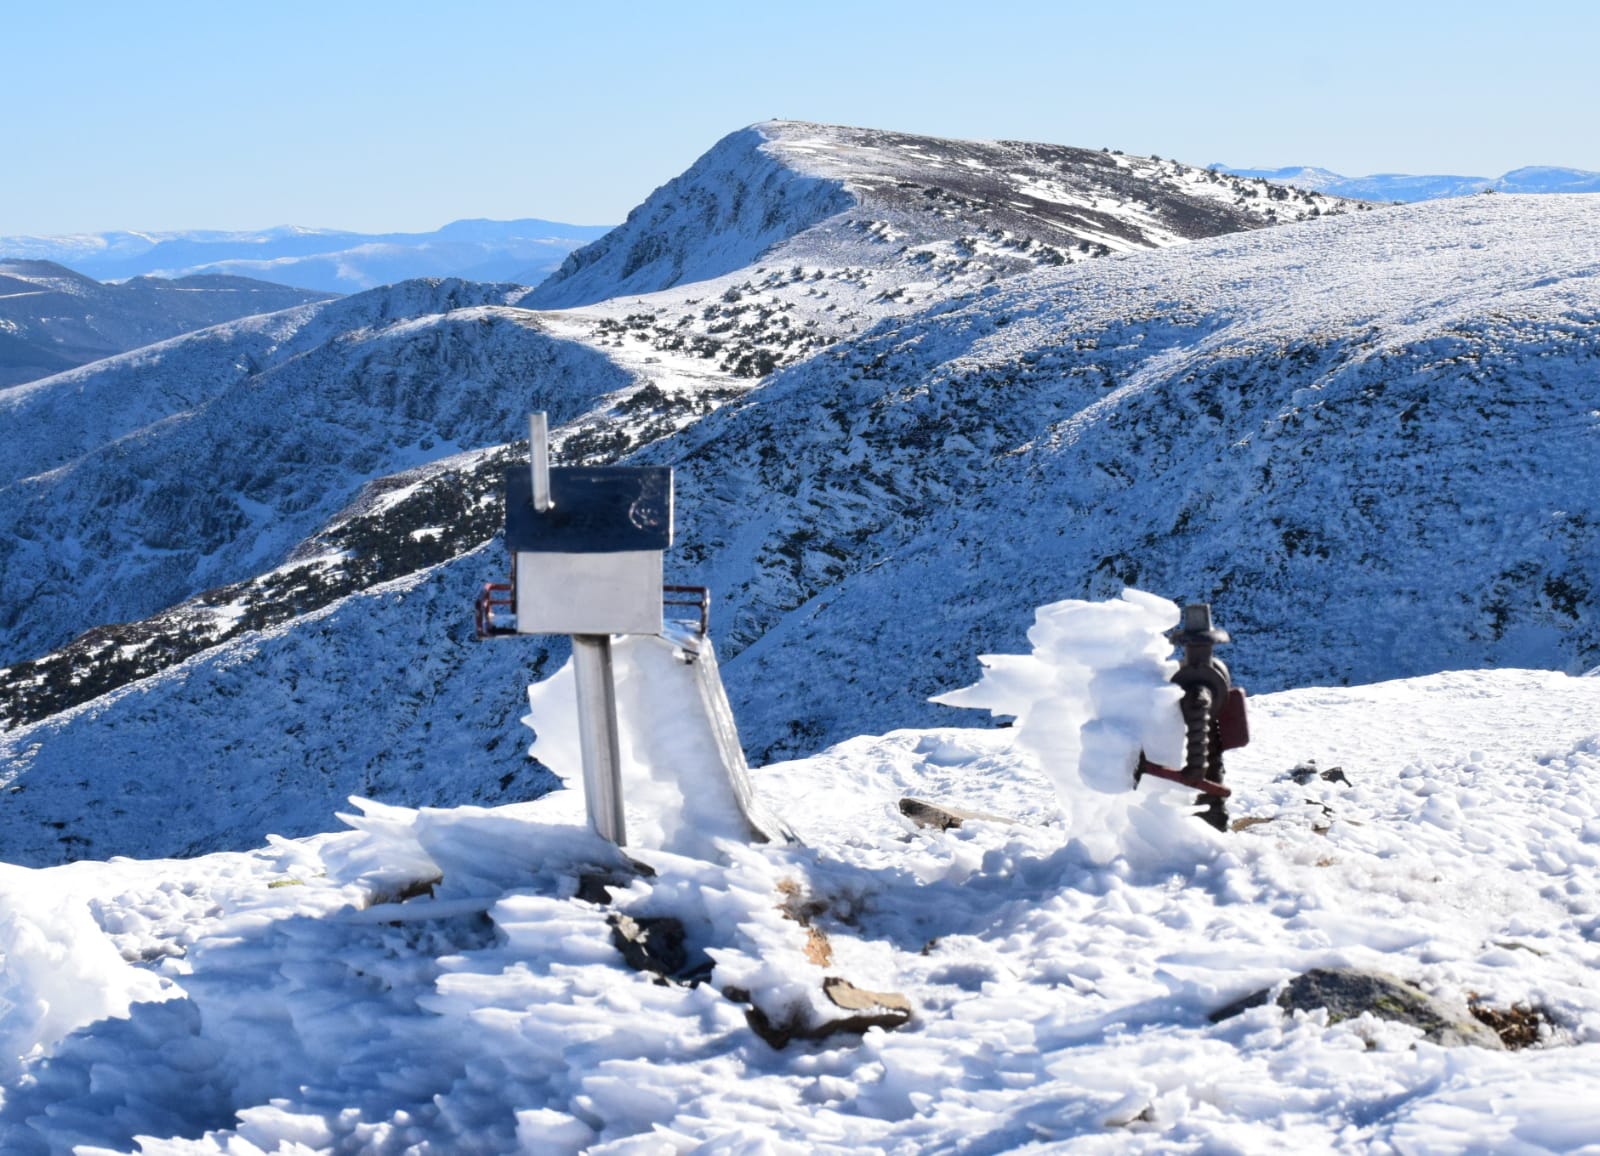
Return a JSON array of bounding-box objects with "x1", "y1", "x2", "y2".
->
[
  {"x1": 609, "y1": 913, "x2": 711, "y2": 986},
  {"x1": 898, "y1": 796, "x2": 1011, "y2": 830},
  {"x1": 1284, "y1": 761, "x2": 1351, "y2": 786},
  {"x1": 821, "y1": 977, "x2": 913, "y2": 1032},
  {"x1": 369, "y1": 874, "x2": 443, "y2": 905},
  {"x1": 1212, "y1": 968, "x2": 1505, "y2": 1049},
  {"x1": 732, "y1": 978, "x2": 913, "y2": 1049}
]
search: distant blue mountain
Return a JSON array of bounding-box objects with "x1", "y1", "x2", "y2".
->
[
  {"x1": 0, "y1": 218, "x2": 614, "y2": 293},
  {"x1": 1214, "y1": 164, "x2": 1600, "y2": 203}
]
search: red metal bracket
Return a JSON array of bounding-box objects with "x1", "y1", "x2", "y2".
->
[
  {"x1": 663, "y1": 584, "x2": 711, "y2": 636},
  {"x1": 475, "y1": 582, "x2": 518, "y2": 639}
]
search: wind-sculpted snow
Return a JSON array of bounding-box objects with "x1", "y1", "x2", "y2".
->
[
  {"x1": 3, "y1": 663, "x2": 1599, "y2": 1151},
  {"x1": 528, "y1": 120, "x2": 1355, "y2": 309},
  {"x1": 0, "y1": 280, "x2": 634, "y2": 666}
]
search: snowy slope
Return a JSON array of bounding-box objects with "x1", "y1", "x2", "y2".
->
[
  {"x1": 0, "y1": 219, "x2": 613, "y2": 294},
  {"x1": 0, "y1": 121, "x2": 1352, "y2": 684},
  {"x1": 2, "y1": 615, "x2": 1597, "y2": 1153},
  {"x1": 0, "y1": 260, "x2": 332, "y2": 387},
  {"x1": 0, "y1": 549, "x2": 561, "y2": 866},
  {"x1": 0, "y1": 280, "x2": 636, "y2": 666},
  {"x1": 6, "y1": 194, "x2": 1598, "y2": 868},
  {"x1": 529, "y1": 120, "x2": 1355, "y2": 310},
  {"x1": 1218, "y1": 163, "x2": 1600, "y2": 202},
  {"x1": 649, "y1": 193, "x2": 1600, "y2": 759}
]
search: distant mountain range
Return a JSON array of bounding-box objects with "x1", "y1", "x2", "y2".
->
[
  {"x1": 0, "y1": 218, "x2": 613, "y2": 294},
  {"x1": 1215, "y1": 164, "x2": 1600, "y2": 202},
  {"x1": 0, "y1": 260, "x2": 332, "y2": 387}
]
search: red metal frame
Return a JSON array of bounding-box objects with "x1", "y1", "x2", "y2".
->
[
  {"x1": 1135, "y1": 757, "x2": 1233, "y2": 799},
  {"x1": 475, "y1": 581, "x2": 518, "y2": 639},
  {"x1": 663, "y1": 584, "x2": 711, "y2": 636},
  {"x1": 475, "y1": 566, "x2": 712, "y2": 640}
]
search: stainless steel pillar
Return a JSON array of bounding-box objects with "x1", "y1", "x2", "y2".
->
[{"x1": 571, "y1": 633, "x2": 627, "y2": 845}]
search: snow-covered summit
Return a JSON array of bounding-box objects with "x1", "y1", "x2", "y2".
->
[{"x1": 527, "y1": 119, "x2": 1355, "y2": 309}]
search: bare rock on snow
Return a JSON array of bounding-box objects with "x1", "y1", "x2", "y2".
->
[
  {"x1": 899, "y1": 796, "x2": 1012, "y2": 830},
  {"x1": 1211, "y1": 967, "x2": 1506, "y2": 1049}
]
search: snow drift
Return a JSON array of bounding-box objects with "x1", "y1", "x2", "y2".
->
[{"x1": 2, "y1": 598, "x2": 1598, "y2": 1152}]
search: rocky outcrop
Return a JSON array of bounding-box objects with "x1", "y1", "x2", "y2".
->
[{"x1": 1211, "y1": 968, "x2": 1506, "y2": 1049}]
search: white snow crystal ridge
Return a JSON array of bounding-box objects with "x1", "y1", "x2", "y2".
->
[
  {"x1": 3, "y1": 597, "x2": 1599, "y2": 1153},
  {"x1": 933, "y1": 589, "x2": 1205, "y2": 866}
]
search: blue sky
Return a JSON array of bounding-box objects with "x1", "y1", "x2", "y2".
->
[{"x1": 6, "y1": 0, "x2": 1597, "y2": 235}]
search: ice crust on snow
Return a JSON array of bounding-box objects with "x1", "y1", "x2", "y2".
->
[{"x1": 3, "y1": 625, "x2": 1600, "y2": 1151}]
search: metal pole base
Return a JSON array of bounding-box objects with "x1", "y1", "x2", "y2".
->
[{"x1": 571, "y1": 634, "x2": 627, "y2": 845}]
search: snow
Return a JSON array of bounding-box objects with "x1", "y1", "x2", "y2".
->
[
  {"x1": 3, "y1": 598, "x2": 1599, "y2": 1153},
  {"x1": 0, "y1": 282, "x2": 635, "y2": 666},
  {"x1": 9, "y1": 191, "x2": 1600, "y2": 874},
  {"x1": 1216, "y1": 163, "x2": 1600, "y2": 203},
  {"x1": 0, "y1": 220, "x2": 612, "y2": 296},
  {"x1": 932, "y1": 590, "x2": 1198, "y2": 866},
  {"x1": 4, "y1": 131, "x2": 1600, "y2": 1152},
  {"x1": 523, "y1": 629, "x2": 784, "y2": 859}
]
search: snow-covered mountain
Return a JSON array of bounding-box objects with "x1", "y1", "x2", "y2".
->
[
  {"x1": 661, "y1": 193, "x2": 1600, "y2": 758},
  {"x1": 4, "y1": 122, "x2": 1597, "y2": 871},
  {"x1": 530, "y1": 120, "x2": 1353, "y2": 309},
  {"x1": 6, "y1": 191, "x2": 1598, "y2": 868},
  {"x1": 0, "y1": 219, "x2": 613, "y2": 294},
  {"x1": 0, "y1": 261, "x2": 332, "y2": 388},
  {"x1": 5, "y1": 117, "x2": 1599, "y2": 1155},
  {"x1": 1217, "y1": 163, "x2": 1600, "y2": 202},
  {"x1": 0, "y1": 279, "x2": 640, "y2": 667},
  {"x1": 1, "y1": 121, "x2": 1344, "y2": 681}
]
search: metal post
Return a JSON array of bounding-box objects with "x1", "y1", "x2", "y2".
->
[
  {"x1": 571, "y1": 633, "x2": 627, "y2": 845},
  {"x1": 529, "y1": 412, "x2": 552, "y2": 513}
]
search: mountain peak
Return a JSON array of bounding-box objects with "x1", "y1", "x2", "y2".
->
[{"x1": 527, "y1": 120, "x2": 1356, "y2": 310}]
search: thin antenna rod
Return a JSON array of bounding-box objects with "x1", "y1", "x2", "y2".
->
[{"x1": 529, "y1": 412, "x2": 552, "y2": 512}]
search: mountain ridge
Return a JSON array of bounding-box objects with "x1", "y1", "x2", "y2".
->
[
  {"x1": 0, "y1": 260, "x2": 333, "y2": 388},
  {"x1": 529, "y1": 119, "x2": 1356, "y2": 309},
  {"x1": 0, "y1": 218, "x2": 612, "y2": 295},
  {"x1": 6, "y1": 192, "x2": 1599, "y2": 864},
  {"x1": 1216, "y1": 162, "x2": 1600, "y2": 202},
  {"x1": 5, "y1": 122, "x2": 1595, "y2": 869}
]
